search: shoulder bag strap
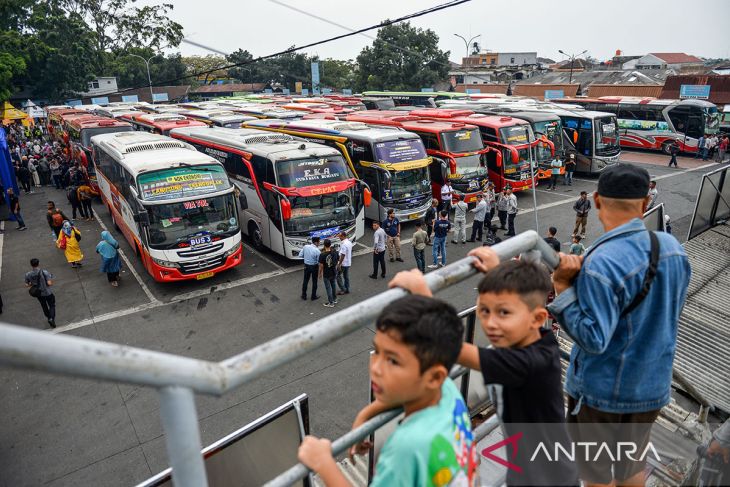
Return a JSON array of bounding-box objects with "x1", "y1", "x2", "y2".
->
[{"x1": 621, "y1": 231, "x2": 660, "y2": 317}]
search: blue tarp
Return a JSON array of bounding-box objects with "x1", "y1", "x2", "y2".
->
[{"x1": 0, "y1": 127, "x2": 20, "y2": 221}]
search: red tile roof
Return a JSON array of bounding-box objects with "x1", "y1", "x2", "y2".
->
[
  {"x1": 511, "y1": 84, "x2": 579, "y2": 100},
  {"x1": 191, "y1": 83, "x2": 266, "y2": 94},
  {"x1": 650, "y1": 53, "x2": 703, "y2": 64},
  {"x1": 587, "y1": 84, "x2": 664, "y2": 98},
  {"x1": 661, "y1": 75, "x2": 730, "y2": 104}
]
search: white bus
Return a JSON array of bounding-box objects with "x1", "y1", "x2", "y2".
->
[
  {"x1": 90, "y1": 132, "x2": 243, "y2": 282},
  {"x1": 170, "y1": 126, "x2": 369, "y2": 259}
]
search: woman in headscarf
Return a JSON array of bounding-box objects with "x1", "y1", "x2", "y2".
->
[
  {"x1": 96, "y1": 231, "x2": 121, "y2": 286},
  {"x1": 56, "y1": 220, "x2": 83, "y2": 268}
]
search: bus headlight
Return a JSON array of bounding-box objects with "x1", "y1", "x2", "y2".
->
[
  {"x1": 287, "y1": 239, "x2": 307, "y2": 248},
  {"x1": 152, "y1": 257, "x2": 180, "y2": 268},
  {"x1": 224, "y1": 242, "x2": 242, "y2": 257}
]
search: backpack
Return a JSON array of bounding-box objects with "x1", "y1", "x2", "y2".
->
[
  {"x1": 28, "y1": 270, "x2": 48, "y2": 298},
  {"x1": 67, "y1": 186, "x2": 77, "y2": 202},
  {"x1": 51, "y1": 211, "x2": 63, "y2": 227}
]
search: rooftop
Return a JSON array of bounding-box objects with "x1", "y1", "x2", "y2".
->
[{"x1": 650, "y1": 53, "x2": 704, "y2": 64}]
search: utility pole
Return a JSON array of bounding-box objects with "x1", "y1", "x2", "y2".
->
[
  {"x1": 454, "y1": 33, "x2": 481, "y2": 59},
  {"x1": 129, "y1": 53, "x2": 157, "y2": 103},
  {"x1": 558, "y1": 49, "x2": 587, "y2": 85}
]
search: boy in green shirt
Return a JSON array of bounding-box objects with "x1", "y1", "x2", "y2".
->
[{"x1": 298, "y1": 295, "x2": 476, "y2": 486}]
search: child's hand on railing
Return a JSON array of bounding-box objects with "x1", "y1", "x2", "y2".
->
[
  {"x1": 468, "y1": 246, "x2": 500, "y2": 273},
  {"x1": 388, "y1": 269, "x2": 432, "y2": 297}
]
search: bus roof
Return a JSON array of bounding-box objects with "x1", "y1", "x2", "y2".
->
[
  {"x1": 169, "y1": 126, "x2": 343, "y2": 161},
  {"x1": 555, "y1": 96, "x2": 716, "y2": 108},
  {"x1": 90, "y1": 132, "x2": 218, "y2": 175},
  {"x1": 362, "y1": 91, "x2": 467, "y2": 98},
  {"x1": 346, "y1": 112, "x2": 478, "y2": 133},
  {"x1": 67, "y1": 117, "x2": 131, "y2": 130},
  {"x1": 243, "y1": 118, "x2": 417, "y2": 143},
  {"x1": 408, "y1": 109, "x2": 531, "y2": 129},
  {"x1": 451, "y1": 105, "x2": 561, "y2": 123}
]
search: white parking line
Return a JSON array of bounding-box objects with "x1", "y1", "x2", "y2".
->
[
  {"x1": 92, "y1": 209, "x2": 159, "y2": 304},
  {"x1": 242, "y1": 242, "x2": 284, "y2": 271}
]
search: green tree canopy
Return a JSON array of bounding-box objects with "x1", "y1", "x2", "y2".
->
[{"x1": 355, "y1": 22, "x2": 450, "y2": 91}]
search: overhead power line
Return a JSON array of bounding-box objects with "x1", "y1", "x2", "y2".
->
[{"x1": 96, "y1": 0, "x2": 472, "y2": 98}]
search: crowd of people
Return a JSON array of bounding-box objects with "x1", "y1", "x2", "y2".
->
[{"x1": 2, "y1": 122, "x2": 122, "y2": 329}]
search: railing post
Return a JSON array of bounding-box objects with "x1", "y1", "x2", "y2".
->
[{"x1": 158, "y1": 386, "x2": 208, "y2": 487}]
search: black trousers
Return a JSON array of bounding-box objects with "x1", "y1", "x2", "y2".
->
[
  {"x1": 81, "y1": 199, "x2": 93, "y2": 218},
  {"x1": 37, "y1": 294, "x2": 56, "y2": 320},
  {"x1": 498, "y1": 210, "x2": 507, "y2": 229},
  {"x1": 302, "y1": 264, "x2": 318, "y2": 298},
  {"x1": 107, "y1": 272, "x2": 119, "y2": 282},
  {"x1": 470, "y1": 220, "x2": 484, "y2": 241},
  {"x1": 507, "y1": 213, "x2": 516, "y2": 236},
  {"x1": 372, "y1": 251, "x2": 386, "y2": 277},
  {"x1": 71, "y1": 201, "x2": 86, "y2": 219}
]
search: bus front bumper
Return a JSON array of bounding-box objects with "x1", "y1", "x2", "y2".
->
[{"x1": 151, "y1": 244, "x2": 243, "y2": 282}]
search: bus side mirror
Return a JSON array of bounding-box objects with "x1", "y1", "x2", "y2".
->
[
  {"x1": 509, "y1": 147, "x2": 519, "y2": 164},
  {"x1": 363, "y1": 187, "x2": 372, "y2": 207},
  {"x1": 573, "y1": 131, "x2": 578, "y2": 143},
  {"x1": 496, "y1": 151, "x2": 503, "y2": 168},
  {"x1": 280, "y1": 198, "x2": 292, "y2": 221}
]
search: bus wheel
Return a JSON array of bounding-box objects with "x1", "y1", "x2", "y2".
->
[
  {"x1": 248, "y1": 221, "x2": 264, "y2": 251},
  {"x1": 661, "y1": 140, "x2": 674, "y2": 155}
]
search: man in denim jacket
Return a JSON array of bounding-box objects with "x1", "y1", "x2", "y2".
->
[{"x1": 549, "y1": 164, "x2": 690, "y2": 487}]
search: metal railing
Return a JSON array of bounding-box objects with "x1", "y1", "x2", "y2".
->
[{"x1": 0, "y1": 230, "x2": 559, "y2": 487}]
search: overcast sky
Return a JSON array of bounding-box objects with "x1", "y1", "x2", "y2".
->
[{"x1": 147, "y1": 0, "x2": 730, "y2": 63}]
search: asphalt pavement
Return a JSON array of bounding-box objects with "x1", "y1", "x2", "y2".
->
[{"x1": 0, "y1": 150, "x2": 722, "y2": 486}]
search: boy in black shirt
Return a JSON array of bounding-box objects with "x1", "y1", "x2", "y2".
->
[{"x1": 389, "y1": 248, "x2": 578, "y2": 486}]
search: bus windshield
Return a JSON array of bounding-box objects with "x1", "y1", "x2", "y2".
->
[
  {"x1": 499, "y1": 126, "x2": 531, "y2": 146},
  {"x1": 381, "y1": 166, "x2": 431, "y2": 201},
  {"x1": 595, "y1": 117, "x2": 621, "y2": 156},
  {"x1": 533, "y1": 120, "x2": 562, "y2": 161},
  {"x1": 286, "y1": 189, "x2": 357, "y2": 234},
  {"x1": 277, "y1": 156, "x2": 350, "y2": 187},
  {"x1": 374, "y1": 139, "x2": 428, "y2": 163},
  {"x1": 146, "y1": 193, "x2": 238, "y2": 250},
  {"x1": 80, "y1": 126, "x2": 133, "y2": 147},
  {"x1": 705, "y1": 106, "x2": 721, "y2": 134},
  {"x1": 441, "y1": 128, "x2": 483, "y2": 153}
]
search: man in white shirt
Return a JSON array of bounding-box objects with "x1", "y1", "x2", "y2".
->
[
  {"x1": 467, "y1": 193, "x2": 487, "y2": 242},
  {"x1": 504, "y1": 187, "x2": 518, "y2": 237},
  {"x1": 301, "y1": 237, "x2": 321, "y2": 301},
  {"x1": 451, "y1": 198, "x2": 468, "y2": 244},
  {"x1": 440, "y1": 181, "x2": 453, "y2": 215},
  {"x1": 647, "y1": 180, "x2": 658, "y2": 209},
  {"x1": 336, "y1": 230, "x2": 352, "y2": 295},
  {"x1": 370, "y1": 221, "x2": 387, "y2": 279}
]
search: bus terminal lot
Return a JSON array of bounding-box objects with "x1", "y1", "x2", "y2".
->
[{"x1": 0, "y1": 150, "x2": 722, "y2": 486}]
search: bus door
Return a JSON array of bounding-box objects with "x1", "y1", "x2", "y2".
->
[
  {"x1": 345, "y1": 140, "x2": 381, "y2": 221},
  {"x1": 562, "y1": 118, "x2": 593, "y2": 172},
  {"x1": 248, "y1": 155, "x2": 283, "y2": 254}
]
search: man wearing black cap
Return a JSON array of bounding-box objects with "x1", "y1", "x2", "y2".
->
[{"x1": 548, "y1": 164, "x2": 690, "y2": 487}]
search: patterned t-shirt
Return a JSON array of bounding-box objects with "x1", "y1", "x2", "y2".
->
[{"x1": 372, "y1": 379, "x2": 476, "y2": 486}]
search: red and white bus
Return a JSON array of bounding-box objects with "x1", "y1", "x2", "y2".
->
[
  {"x1": 90, "y1": 132, "x2": 243, "y2": 282},
  {"x1": 170, "y1": 126, "x2": 370, "y2": 259},
  {"x1": 120, "y1": 113, "x2": 208, "y2": 135},
  {"x1": 553, "y1": 96, "x2": 721, "y2": 153}
]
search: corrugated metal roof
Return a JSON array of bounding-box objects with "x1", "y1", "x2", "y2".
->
[
  {"x1": 587, "y1": 84, "x2": 664, "y2": 98},
  {"x1": 674, "y1": 223, "x2": 730, "y2": 413},
  {"x1": 662, "y1": 74, "x2": 730, "y2": 104},
  {"x1": 511, "y1": 84, "x2": 579, "y2": 100}
]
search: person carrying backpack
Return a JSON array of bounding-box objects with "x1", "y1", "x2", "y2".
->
[
  {"x1": 77, "y1": 184, "x2": 98, "y2": 221},
  {"x1": 24, "y1": 258, "x2": 56, "y2": 328},
  {"x1": 46, "y1": 201, "x2": 70, "y2": 238},
  {"x1": 56, "y1": 220, "x2": 83, "y2": 268},
  {"x1": 66, "y1": 185, "x2": 86, "y2": 219}
]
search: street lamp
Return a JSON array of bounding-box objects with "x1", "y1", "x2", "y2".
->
[
  {"x1": 558, "y1": 49, "x2": 587, "y2": 84},
  {"x1": 128, "y1": 53, "x2": 157, "y2": 103},
  {"x1": 454, "y1": 33, "x2": 481, "y2": 59}
]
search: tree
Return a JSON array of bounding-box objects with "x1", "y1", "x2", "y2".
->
[
  {"x1": 318, "y1": 58, "x2": 356, "y2": 91},
  {"x1": 108, "y1": 49, "x2": 188, "y2": 89},
  {"x1": 355, "y1": 22, "x2": 450, "y2": 91},
  {"x1": 0, "y1": 52, "x2": 26, "y2": 102},
  {"x1": 64, "y1": 0, "x2": 183, "y2": 74},
  {"x1": 182, "y1": 55, "x2": 229, "y2": 85}
]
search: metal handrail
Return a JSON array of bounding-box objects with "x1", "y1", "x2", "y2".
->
[{"x1": 0, "y1": 230, "x2": 558, "y2": 487}]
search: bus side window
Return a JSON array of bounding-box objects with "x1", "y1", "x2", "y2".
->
[{"x1": 420, "y1": 133, "x2": 440, "y2": 151}]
